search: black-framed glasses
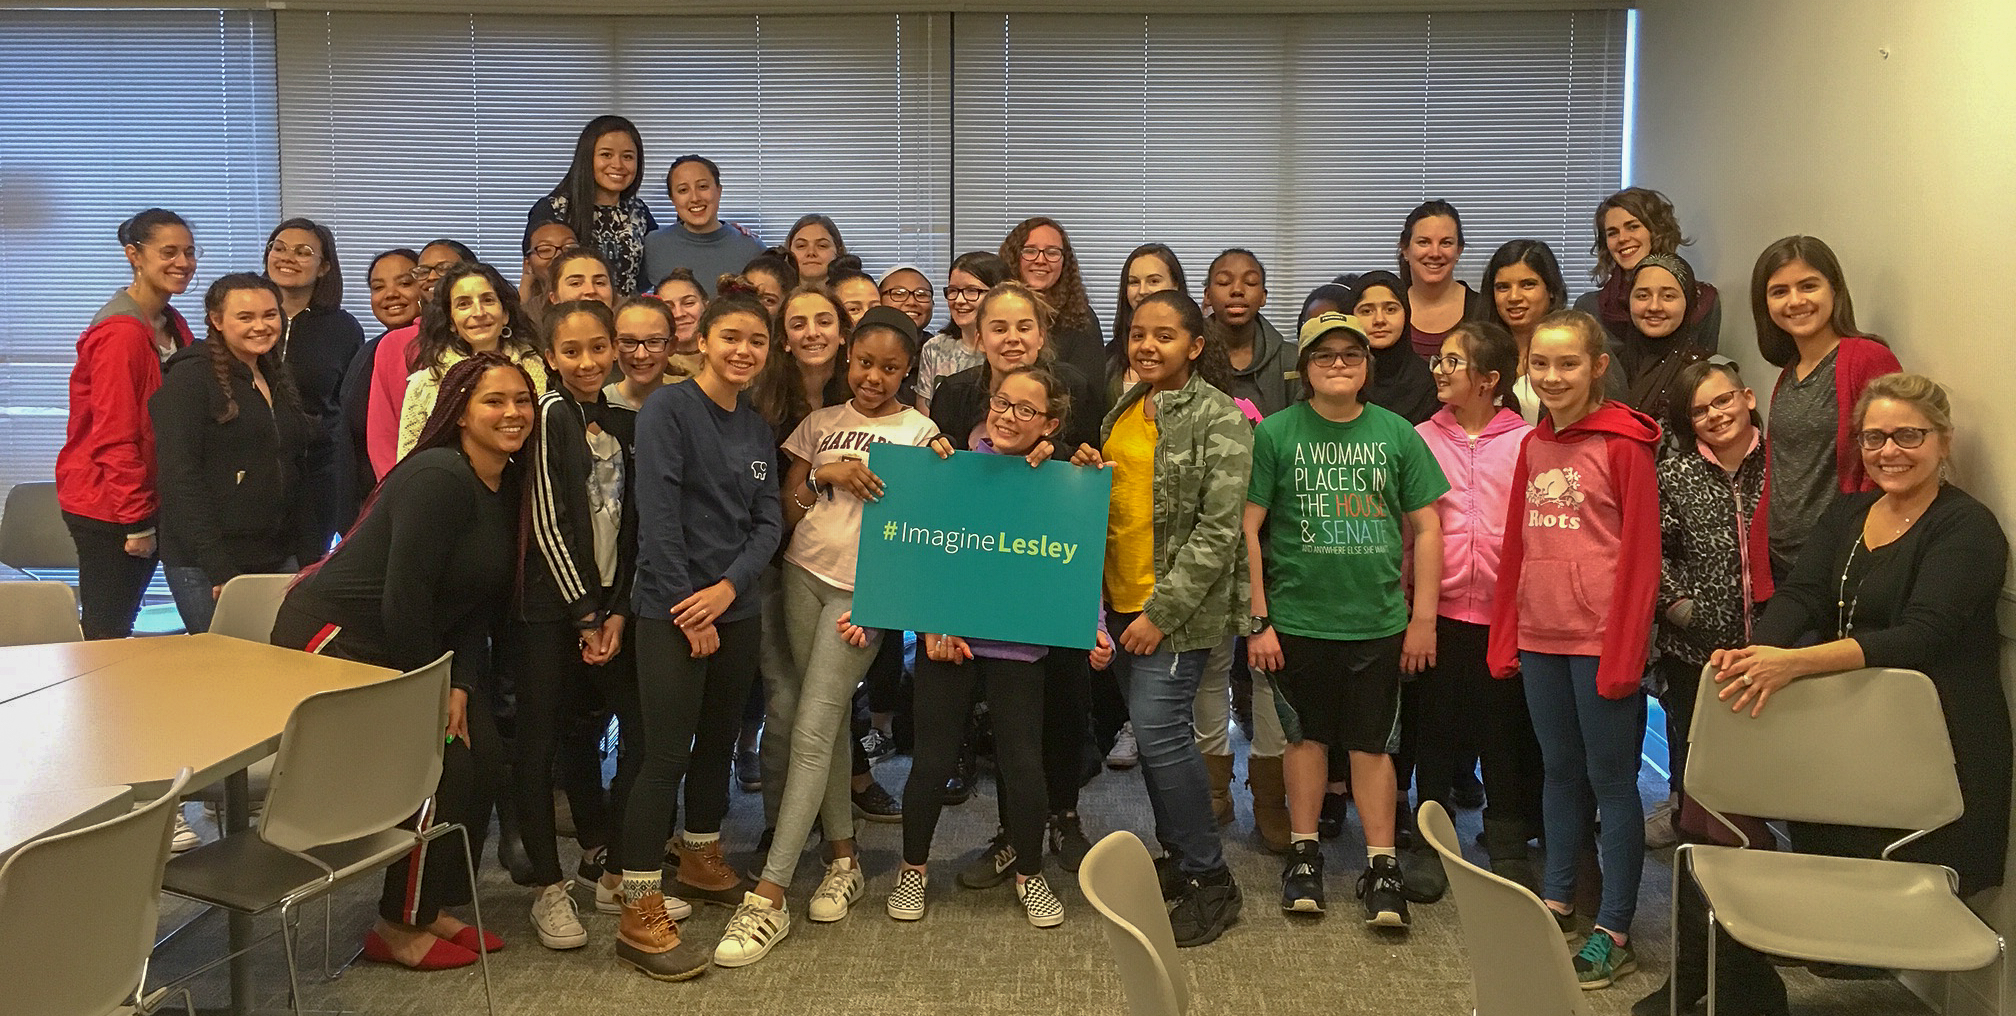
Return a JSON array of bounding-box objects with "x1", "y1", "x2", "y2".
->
[
  {"x1": 1020, "y1": 245, "x2": 1064, "y2": 263},
  {"x1": 881, "y1": 287, "x2": 932, "y2": 303},
  {"x1": 1856, "y1": 426, "x2": 1935, "y2": 451},
  {"x1": 530, "y1": 241, "x2": 578, "y2": 261},
  {"x1": 404, "y1": 261, "x2": 460, "y2": 284},
  {"x1": 987, "y1": 394, "x2": 1048, "y2": 422},
  {"x1": 943, "y1": 286, "x2": 985, "y2": 302},
  {"x1": 1688, "y1": 388, "x2": 1748, "y2": 420},
  {"x1": 1427, "y1": 353, "x2": 1468, "y2": 374},
  {"x1": 618, "y1": 337, "x2": 671, "y2": 353},
  {"x1": 1308, "y1": 348, "x2": 1368, "y2": 368},
  {"x1": 266, "y1": 240, "x2": 320, "y2": 259}
]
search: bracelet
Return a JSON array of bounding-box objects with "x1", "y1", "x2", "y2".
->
[{"x1": 792, "y1": 487, "x2": 819, "y2": 511}]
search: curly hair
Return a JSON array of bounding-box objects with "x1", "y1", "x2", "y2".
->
[
  {"x1": 1000, "y1": 217, "x2": 1094, "y2": 335},
  {"x1": 1588, "y1": 187, "x2": 1691, "y2": 281},
  {"x1": 411, "y1": 261, "x2": 542, "y2": 375}
]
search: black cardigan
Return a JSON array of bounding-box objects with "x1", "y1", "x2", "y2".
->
[
  {"x1": 281, "y1": 305, "x2": 365, "y2": 442},
  {"x1": 1754, "y1": 485, "x2": 2011, "y2": 893}
]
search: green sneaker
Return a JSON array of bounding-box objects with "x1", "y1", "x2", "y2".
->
[{"x1": 1573, "y1": 931, "x2": 1637, "y2": 989}]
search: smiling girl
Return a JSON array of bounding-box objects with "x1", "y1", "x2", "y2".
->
[
  {"x1": 1619, "y1": 253, "x2": 1710, "y2": 419},
  {"x1": 605, "y1": 295, "x2": 679, "y2": 410},
  {"x1": 1002, "y1": 217, "x2": 1106, "y2": 404},
  {"x1": 261, "y1": 218, "x2": 363, "y2": 553},
  {"x1": 531, "y1": 116, "x2": 657, "y2": 296}
]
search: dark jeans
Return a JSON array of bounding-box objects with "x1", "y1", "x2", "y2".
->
[
  {"x1": 63, "y1": 510, "x2": 156, "y2": 640},
  {"x1": 621, "y1": 615, "x2": 761, "y2": 870},
  {"x1": 164, "y1": 565, "x2": 217, "y2": 634},
  {"x1": 906, "y1": 655, "x2": 1046, "y2": 874},
  {"x1": 1040, "y1": 648, "x2": 1092, "y2": 816},
  {"x1": 1108, "y1": 610, "x2": 1222, "y2": 874},
  {"x1": 270, "y1": 602, "x2": 497, "y2": 925},
  {"x1": 512, "y1": 617, "x2": 642, "y2": 884}
]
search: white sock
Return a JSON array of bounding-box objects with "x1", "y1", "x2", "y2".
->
[
  {"x1": 1367, "y1": 845, "x2": 1398, "y2": 863},
  {"x1": 683, "y1": 830, "x2": 720, "y2": 848},
  {"x1": 1291, "y1": 832, "x2": 1319, "y2": 845}
]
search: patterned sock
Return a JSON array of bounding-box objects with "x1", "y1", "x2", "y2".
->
[
  {"x1": 683, "y1": 829, "x2": 720, "y2": 848},
  {"x1": 621, "y1": 869, "x2": 662, "y2": 903}
]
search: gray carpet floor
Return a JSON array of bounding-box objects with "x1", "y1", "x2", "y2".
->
[{"x1": 150, "y1": 740, "x2": 1932, "y2": 1015}]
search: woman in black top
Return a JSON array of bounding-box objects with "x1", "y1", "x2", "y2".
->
[
  {"x1": 150, "y1": 274, "x2": 320, "y2": 633},
  {"x1": 1659, "y1": 372, "x2": 2012, "y2": 1016},
  {"x1": 264, "y1": 218, "x2": 365, "y2": 553},
  {"x1": 271, "y1": 352, "x2": 537, "y2": 972},
  {"x1": 1001, "y1": 217, "x2": 1106, "y2": 410}
]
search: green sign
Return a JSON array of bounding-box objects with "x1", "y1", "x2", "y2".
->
[{"x1": 853, "y1": 443, "x2": 1112, "y2": 650}]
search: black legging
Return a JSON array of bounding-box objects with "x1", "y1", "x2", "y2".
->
[
  {"x1": 512, "y1": 617, "x2": 642, "y2": 884},
  {"x1": 907, "y1": 655, "x2": 1046, "y2": 875},
  {"x1": 1039, "y1": 648, "x2": 1091, "y2": 816},
  {"x1": 270, "y1": 602, "x2": 498, "y2": 926},
  {"x1": 621, "y1": 615, "x2": 762, "y2": 870},
  {"x1": 64, "y1": 510, "x2": 158, "y2": 640},
  {"x1": 1655, "y1": 654, "x2": 1702, "y2": 797},
  {"x1": 1396, "y1": 617, "x2": 1542, "y2": 831}
]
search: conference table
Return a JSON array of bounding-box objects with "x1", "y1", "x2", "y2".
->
[{"x1": 0, "y1": 632, "x2": 398, "y2": 1014}]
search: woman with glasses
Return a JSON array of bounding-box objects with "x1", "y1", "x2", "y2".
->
[
  {"x1": 56, "y1": 208, "x2": 196, "y2": 641},
  {"x1": 520, "y1": 219, "x2": 579, "y2": 308},
  {"x1": 1658, "y1": 373, "x2": 2009, "y2": 1016},
  {"x1": 877, "y1": 265, "x2": 935, "y2": 332},
  {"x1": 1752, "y1": 235, "x2": 1902, "y2": 581},
  {"x1": 530, "y1": 115, "x2": 656, "y2": 297},
  {"x1": 263, "y1": 218, "x2": 364, "y2": 553},
  {"x1": 1000, "y1": 217, "x2": 1107, "y2": 420},
  {"x1": 367, "y1": 238, "x2": 477, "y2": 480},
  {"x1": 915, "y1": 252, "x2": 1008, "y2": 416},
  {"x1": 606, "y1": 295, "x2": 679, "y2": 411}
]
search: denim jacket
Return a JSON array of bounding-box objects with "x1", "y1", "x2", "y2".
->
[{"x1": 1101, "y1": 374, "x2": 1253, "y2": 653}]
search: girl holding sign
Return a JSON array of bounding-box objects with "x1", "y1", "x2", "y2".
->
[
  {"x1": 1070, "y1": 289, "x2": 1251, "y2": 948},
  {"x1": 715, "y1": 307, "x2": 940, "y2": 968}
]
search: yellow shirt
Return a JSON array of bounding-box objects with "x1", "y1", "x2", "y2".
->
[{"x1": 1103, "y1": 399, "x2": 1158, "y2": 613}]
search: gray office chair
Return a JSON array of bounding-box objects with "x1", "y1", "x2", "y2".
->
[
  {"x1": 1418, "y1": 800, "x2": 1591, "y2": 1016},
  {"x1": 0, "y1": 481, "x2": 79, "y2": 574},
  {"x1": 0, "y1": 579, "x2": 84, "y2": 646},
  {"x1": 1079, "y1": 830, "x2": 1187, "y2": 1016},
  {"x1": 207, "y1": 573, "x2": 293, "y2": 644},
  {"x1": 160, "y1": 652, "x2": 493, "y2": 1016},
  {"x1": 0, "y1": 772, "x2": 190, "y2": 1016},
  {"x1": 1679, "y1": 664, "x2": 2004, "y2": 1015}
]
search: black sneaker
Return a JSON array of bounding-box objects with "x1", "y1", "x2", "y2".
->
[
  {"x1": 859, "y1": 727, "x2": 897, "y2": 764},
  {"x1": 957, "y1": 828, "x2": 1017, "y2": 889},
  {"x1": 576, "y1": 845, "x2": 608, "y2": 888},
  {"x1": 1167, "y1": 866, "x2": 1242, "y2": 947},
  {"x1": 1048, "y1": 811, "x2": 1092, "y2": 873},
  {"x1": 1153, "y1": 850, "x2": 1185, "y2": 902},
  {"x1": 852, "y1": 777, "x2": 903, "y2": 823},
  {"x1": 1357, "y1": 854, "x2": 1410, "y2": 929},
  {"x1": 736, "y1": 749, "x2": 762, "y2": 793},
  {"x1": 1280, "y1": 840, "x2": 1325, "y2": 915},
  {"x1": 1317, "y1": 792, "x2": 1349, "y2": 839}
]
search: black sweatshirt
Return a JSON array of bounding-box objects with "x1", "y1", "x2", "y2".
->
[
  {"x1": 523, "y1": 387, "x2": 637, "y2": 625},
  {"x1": 281, "y1": 305, "x2": 365, "y2": 443},
  {"x1": 929, "y1": 359, "x2": 1101, "y2": 455},
  {"x1": 284, "y1": 446, "x2": 517, "y2": 690},
  {"x1": 631, "y1": 382, "x2": 780, "y2": 624},
  {"x1": 333, "y1": 332, "x2": 383, "y2": 530},
  {"x1": 148, "y1": 344, "x2": 322, "y2": 585}
]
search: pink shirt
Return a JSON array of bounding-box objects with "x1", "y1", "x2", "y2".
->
[{"x1": 366, "y1": 323, "x2": 419, "y2": 479}]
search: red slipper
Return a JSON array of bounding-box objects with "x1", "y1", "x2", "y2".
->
[
  {"x1": 449, "y1": 926, "x2": 505, "y2": 954},
  {"x1": 361, "y1": 930, "x2": 479, "y2": 970}
]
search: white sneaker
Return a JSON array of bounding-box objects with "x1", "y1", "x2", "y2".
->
[
  {"x1": 714, "y1": 892, "x2": 791, "y2": 968},
  {"x1": 887, "y1": 868, "x2": 928, "y2": 921},
  {"x1": 1105, "y1": 722, "x2": 1139, "y2": 770},
  {"x1": 1017, "y1": 873, "x2": 1065, "y2": 928},
  {"x1": 808, "y1": 856, "x2": 864, "y2": 923},
  {"x1": 171, "y1": 811, "x2": 200, "y2": 853},
  {"x1": 1644, "y1": 795, "x2": 1679, "y2": 850},
  {"x1": 532, "y1": 881, "x2": 589, "y2": 950}
]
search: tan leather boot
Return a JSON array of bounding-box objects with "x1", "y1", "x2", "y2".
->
[
  {"x1": 1204, "y1": 752, "x2": 1236, "y2": 826},
  {"x1": 1245, "y1": 754, "x2": 1292, "y2": 853},
  {"x1": 672, "y1": 838, "x2": 754, "y2": 906},
  {"x1": 616, "y1": 891, "x2": 709, "y2": 981}
]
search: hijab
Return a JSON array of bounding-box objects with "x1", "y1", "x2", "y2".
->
[{"x1": 1329, "y1": 272, "x2": 1439, "y2": 425}]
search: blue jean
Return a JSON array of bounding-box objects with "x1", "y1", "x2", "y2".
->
[
  {"x1": 164, "y1": 565, "x2": 216, "y2": 634},
  {"x1": 1109, "y1": 610, "x2": 1223, "y2": 874},
  {"x1": 1520, "y1": 651, "x2": 1646, "y2": 934}
]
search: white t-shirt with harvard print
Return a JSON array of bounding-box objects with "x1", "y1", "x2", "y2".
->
[{"x1": 782, "y1": 401, "x2": 939, "y2": 590}]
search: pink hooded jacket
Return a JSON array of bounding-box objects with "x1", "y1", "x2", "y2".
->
[{"x1": 1417, "y1": 406, "x2": 1533, "y2": 626}]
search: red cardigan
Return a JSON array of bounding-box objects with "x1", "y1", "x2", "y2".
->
[
  {"x1": 1772, "y1": 335, "x2": 1901, "y2": 494},
  {"x1": 55, "y1": 298, "x2": 193, "y2": 528}
]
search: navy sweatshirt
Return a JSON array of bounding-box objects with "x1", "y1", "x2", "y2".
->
[{"x1": 631, "y1": 380, "x2": 781, "y2": 623}]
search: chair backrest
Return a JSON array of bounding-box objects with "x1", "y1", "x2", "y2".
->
[
  {"x1": 258, "y1": 652, "x2": 452, "y2": 854},
  {"x1": 1687, "y1": 664, "x2": 1960, "y2": 836},
  {"x1": 0, "y1": 482, "x2": 78, "y2": 572},
  {"x1": 1418, "y1": 801, "x2": 1590, "y2": 1016},
  {"x1": 0, "y1": 772, "x2": 184, "y2": 1016},
  {"x1": 1077, "y1": 830, "x2": 1187, "y2": 1016},
  {"x1": 207, "y1": 573, "x2": 294, "y2": 644},
  {"x1": 0, "y1": 580, "x2": 84, "y2": 646}
]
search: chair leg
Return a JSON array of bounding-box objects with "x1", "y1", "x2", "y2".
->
[
  {"x1": 1670, "y1": 858, "x2": 1683, "y2": 1016},
  {"x1": 279, "y1": 898, "x2": 307, "y2": 1016},
  {"x1": 319, "y1": 894, "x2": 363, "y2": 981},
  {"x1": 1704, "y1": 903, "x2": 1719, "y2": 1016},
  {"x1": 454, "y1": 824, "x2": 497, "y2": 1016}
]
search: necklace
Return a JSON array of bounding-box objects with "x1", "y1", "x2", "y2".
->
[{"x1": 1836, "y1": 503, "x2": 1920, "y2": 637}]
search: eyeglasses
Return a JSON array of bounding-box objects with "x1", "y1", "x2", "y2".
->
[
  {"x1": 987, "y1": 394, "x2": 1048, "y2": 422},
  {"x1": 266, "y1": 240, "x2": 320, "y2": 259},
  {"x1": 1856, "y1": 426, "x2": 1936, "y2": 451},
  {"x1": 618, "y1": 337, "x2": 671, "y2": 353},
  {"x1": 1020, "y1": 246, "x2": 1064, "y2": 263},
  {"x1": 530, "y1": 241, "x2": 578, "y2": 261},
  {"x1": 145, "y1": 244, "x2": 202, "y2": 262},
  {"x1": 1427, "y1": 353, "x2": 1469, "y2": 374},
  {"x1": 881, "y1": 287, "x2": 932, "y2": 303},
  {"x1": 404, "y1": 261, "x2": 460, "y2": 284},
  {"x1": 943, "y1": 286, "x2": 986, "y2": 302},
  {"x1": 1688, "y1": 388, "x2": 1748, "y2": 420},
  {"x1": 1307, "y1": 348, "x2": 1368, "y2": 368}
]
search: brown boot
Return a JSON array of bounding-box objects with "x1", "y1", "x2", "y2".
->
[
  {"x1": 672, "y1": 838, "x2": 755, "y2": 907},
  {"x1": 616, "y1": 891, "x2": 709, "y2": 981},
  {"x1": 1245, "y1": 754, "x2": 1292, "y2": 853},
  {"x1": 1204, "y1": 752, "x2": 1236, "y2": 826}
]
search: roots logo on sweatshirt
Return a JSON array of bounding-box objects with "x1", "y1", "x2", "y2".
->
[{"x1": 1526, "y1": 466, "x2": 1584, "y2": 529}]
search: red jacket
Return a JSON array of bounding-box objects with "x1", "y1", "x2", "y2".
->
[
  {"x1": 1770, "y1": 335, "x2": 1900, "y2": 494},
  {"x1": 54, "y1": 293, "x2": 193, "y2": 528},
  {"x1": 1487, "y1": 400, "x2": 1662, "y2": 698}
]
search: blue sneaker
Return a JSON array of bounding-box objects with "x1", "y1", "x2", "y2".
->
[{"x1": 1574, "y1": 931, "x2": 1638, "y2": 989}]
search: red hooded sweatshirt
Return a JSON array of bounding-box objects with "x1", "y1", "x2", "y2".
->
[
  {"x1": 1487, "y1": 400, "x2": 1662, "y2": 699},
  {"x1": 55, "y1": 291, "x2": 193, "y2": 528}
]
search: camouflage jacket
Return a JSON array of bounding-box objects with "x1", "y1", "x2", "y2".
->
[{"x1": 1101, "y1": 374, "x2": 1254, "y2": 653}]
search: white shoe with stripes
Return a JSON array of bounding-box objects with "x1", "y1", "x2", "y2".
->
[
  {"x1": 714, "y1": 892, "x2": 791, "y2": 968},
  {"x1": 808, "y1": 856, "x2": 863, "y2": 922}
]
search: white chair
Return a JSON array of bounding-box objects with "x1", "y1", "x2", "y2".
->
[
  {"x1": 0, "y1": 579, "x2": 84, "y2": 646},
  {"x1": 206, "y1": 574, "x2": 294, "y2": 644},
  {"x1": 1078, "y1": 830, "x2": 1187, "y2": 1016},
  {"x1": 1680, "y1": 664, "x2": 2005, "y2": 1015},
  {"x1": 160, "y1": 652, "x2": 493, "y2": 1016},
  {"x1": 0, "y1": 771, "x2": 192, "y2": 1016},
  {"x1": 1418, "y1": 800, "x2": 1590, "y2": 1016}
]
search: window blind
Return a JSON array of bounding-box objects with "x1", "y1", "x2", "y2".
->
[
  {"x1": 0, "y1": 9, "x2": 278, "y2": 499},
  {"x1": 274, "y1": 11, "x2": 952, "y2": 327},
  {"x1": 951, "y1": 10, "x2": 1628, "y2": 327}
]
